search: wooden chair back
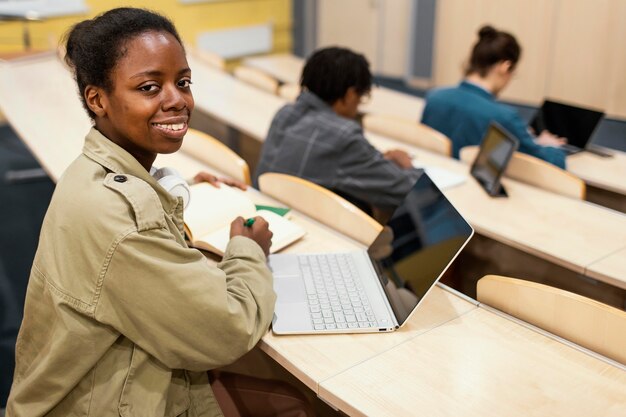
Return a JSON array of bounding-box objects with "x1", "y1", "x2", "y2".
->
[
  {"x1": 258, "y1": 173, "x2": 383, "y2": 246},
  {"x1": 460, "y1": 146, "x2": 586, "y2": 199},
  {"x1": 363, "y1": 114, "x2": 452, "y2": 156},
  {"x1": 181, "y1": 128, "x2": 251, "y2": 185},
  {"x1": 234, "y1": 66, "x2": 279, "y2": 94},
  {"x1": 477, "y1": 275, "x2": 626, "y2": 365},
  {"x1": 277, "y1": 83, "x2": 300, "y2": 101},
  {"x1": 190, "y1": 47, "x2": 226, "y2": 70}
]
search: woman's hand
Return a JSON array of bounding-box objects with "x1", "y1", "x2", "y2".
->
[
  {"x1": 384, "y1": 149, "x2": 414, "y2": 169},
  {"x1": 230, "y1": 216, "x2": 273, "y2": 256},
  {"x1": 193, "y1": 171, "x2": 248, "y2": 190},
  {"x1": 535, "y1": 130, "x2": 567, "y2": 148}
]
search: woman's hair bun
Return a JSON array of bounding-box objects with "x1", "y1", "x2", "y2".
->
[{"x1": 478, "y1": 25, "x2": 497, "y2": 40}]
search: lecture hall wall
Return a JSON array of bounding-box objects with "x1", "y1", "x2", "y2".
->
[
  {"x1": 434, "y1": 0, "x2": 626, "y2": 119},
  {"x1": 0, "y1": 0, "x2": 292, "y2": 55},
  {"x1": 314, "y1": 0, "x2": 626, "y2": 120}
]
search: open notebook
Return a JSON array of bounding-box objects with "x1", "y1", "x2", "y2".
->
[{"x1": 183, "y1": 183, "x2": 305, "y2": 256}]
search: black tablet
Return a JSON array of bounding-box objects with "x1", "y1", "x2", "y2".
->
[{"x1": 470, "y1": 123, "x2": 519, "y2": 197}]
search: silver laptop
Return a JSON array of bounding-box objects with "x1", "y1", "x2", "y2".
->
[{"x1": 269, "y1": 173, "x2": 474, "y2": 334}]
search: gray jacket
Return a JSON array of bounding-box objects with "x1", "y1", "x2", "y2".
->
[{"x1": 255, "y1": 91, "x2": 420, "y2": 209}]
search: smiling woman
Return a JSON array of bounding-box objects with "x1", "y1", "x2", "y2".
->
[
  {"x1": 5, "y1": 7, "x2": 312, "y2": 417},
  {"x1": 84, "y1": 30, "x2": 194, "y2": 168}
]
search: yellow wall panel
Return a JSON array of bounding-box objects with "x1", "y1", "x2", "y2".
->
[
  {"x1": 434, "y1": 0, "x2": 626, "y2": 119},
  {"x1": 0, "y1": 0, "x2": 291, "y2": 54}
]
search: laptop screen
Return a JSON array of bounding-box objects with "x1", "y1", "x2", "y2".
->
[
  {"x1": 367, "y1": 173, "x2": 473, "y2": 326},
  {"x1": 470, "y1": 123, "x2": 519, "y2": 195},
  {"x1": 530, "y1": 100, "x2": 604, "y2": 149}
]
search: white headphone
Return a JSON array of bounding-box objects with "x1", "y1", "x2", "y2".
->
[{"x1": 150, "y1": 167, "x2": 191, "y2": 209}]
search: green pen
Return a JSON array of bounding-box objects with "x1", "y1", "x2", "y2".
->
[{"x1": 244, "y1": 218, "x2": 256, "y2": 227}]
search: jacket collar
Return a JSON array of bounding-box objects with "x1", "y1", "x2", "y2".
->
[
  {"x1": 296, "y1": 90, "x2": 335, "y2": 113},
  {"x1": 82, "y1": 127, "x2": 179, "y2": 214},
  {"x1": 459, "y1": 80, "x2": 495, "y2": 100}
]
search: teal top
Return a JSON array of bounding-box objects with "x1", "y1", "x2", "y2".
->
[{"x1": 421, "y1": 81, "x2": 566, "y2": 168}]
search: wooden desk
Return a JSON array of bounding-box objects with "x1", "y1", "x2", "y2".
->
[
  {"x1": 243, "y1": 53, "x2": 302, "y2": 85},
  {"x1": 585, "y1": 247, "x2": 626, "y2": 292},
  {"x1": 0, "y1": 53, "x2": 88, "y2": 181},
  {"x1": 568, "y1": 151, "x2": 626, "y2": 213},
  {"x1": 318, "y1": 306, "x2": 626, "y2": 417},
  {"x1": 242, "y1": 53, "x2": 425, "y2": 121},
  {"x1": 368, "y1": 133, "x2": 626, "y2": 286},
  {"x1": 260, "y1": 285, "x2": 477, "y2": 391},
  {"x1": 568, "y1": 150, "x2": 626, "y2": 196}
]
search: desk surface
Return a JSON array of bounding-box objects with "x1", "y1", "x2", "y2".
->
[
  {"x1": 0, "y1": 53, "x2": 88, "y2": 181},
  {"x1": 568, "y1": 150, "x2": 626, "y2": 196},
  {"x1": 243, "y1": 53, "x2": 302, "y2": 84},
  {"x1": 243, "y1": 53, "x2": 425, "y2": 121},
  {"x1": 369, "y1": 133, "x2": 626, "y2": 283},
  {"x1": 585, "y1": 247, "x2": 626, "y2": 291},
  {"x1": 318, "y1": 306, "x2": 626, "y2": 417},
  {"x1": 261, "y1": 285, "x2": 477, "y2": 392}
]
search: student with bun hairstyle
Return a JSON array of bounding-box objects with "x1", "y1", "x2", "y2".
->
[
  {"x1": 421, "y1": 25, "x2": 566, "y2": 168},
  {"x1": 6, "y1": 7, "x2": 312, "y2": 417}
]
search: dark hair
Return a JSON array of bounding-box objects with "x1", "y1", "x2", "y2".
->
[
  {"x1": 465, "y1": 25, "x2": 521, "y2": 76},
  {"x1": 300, "y1": 47, "x2": 372, "y2": 104},
  {"x1": 63, "y1": 7, "x2": 183, "y2": 118}
]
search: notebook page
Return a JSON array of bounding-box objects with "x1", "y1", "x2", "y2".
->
[{"x1": 184, "y1": 183, "x2": 257, "y2": 238}]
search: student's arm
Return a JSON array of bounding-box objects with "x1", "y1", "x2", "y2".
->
[
  {"x1": 501, "y1": 111, "x2": 566, "y2": 169},
  {"x1": 95, "y1": 230, "x2": 275, "y2": 371},
  {"x1": 334, "y1": 129, "x2": 421, "y2": 208}
]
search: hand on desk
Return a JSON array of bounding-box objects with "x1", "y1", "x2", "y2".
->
[
  {"x1": 194, "y1": 171, "x2": 248, "y2": 190},
  {"x1": 535, "y1": 130, "x2": 567, "y2": 148},
  {"x1": 384, "y1": 149, "x2": 414, "y2": 169},
  {"x1": 230, "y1": 216, "x2": 273, "y2": 256}
]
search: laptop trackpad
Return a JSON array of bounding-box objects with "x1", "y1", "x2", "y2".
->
[
  {"x1": 273, "y1": 276, "x2": 311, "y2": 333},
  {"x1": 274, "y1": 275, "x2": 307, "y2": 304}
]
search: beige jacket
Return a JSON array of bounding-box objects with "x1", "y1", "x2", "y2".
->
[{"x1": 6, "y1": 128, "x2": 276, "y2": 417}]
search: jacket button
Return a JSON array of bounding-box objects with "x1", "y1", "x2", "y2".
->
[{"x1": 114, "y1": 175, "x2": 127, "y2": 183}]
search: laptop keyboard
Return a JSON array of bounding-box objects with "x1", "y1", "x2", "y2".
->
[{"x1": 298, "y1": 253, "x2": 378, "y2": 330}]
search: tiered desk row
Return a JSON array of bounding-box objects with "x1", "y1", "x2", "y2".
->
[{"x1": 244, "y1": 53, "x2": 626, "y2": 207}]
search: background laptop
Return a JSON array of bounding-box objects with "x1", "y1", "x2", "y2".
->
[
  {"x1": 269, "y1": 173, "x2": 474, "y2": 334},
  {"x1": 470, "y1": 122, "x2": 519, "y2": 197},
  {"x1": 530, "y1": 99, "x2": 604, "y2": 155}
]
